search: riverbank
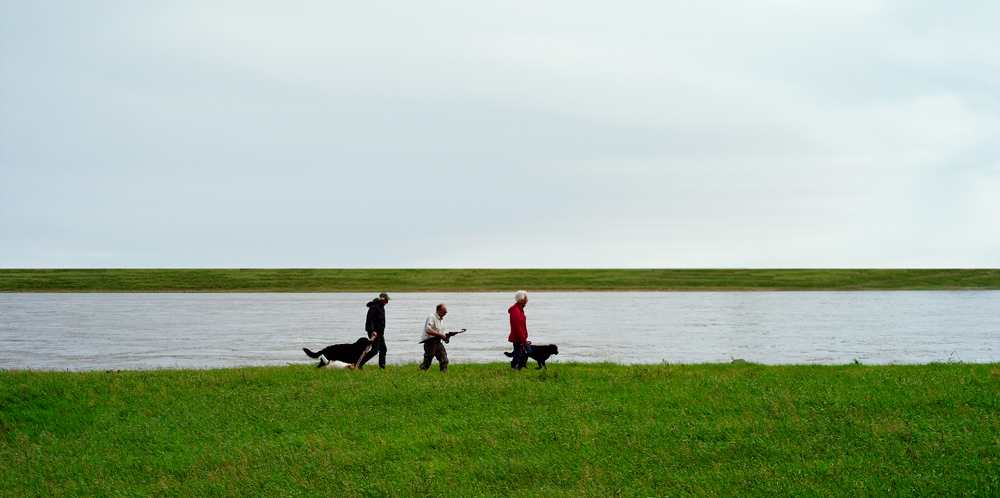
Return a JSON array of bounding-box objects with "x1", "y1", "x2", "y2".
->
[
  {"x1": 1, "y1": 268, "x2": 997, "y2": 292},
  {"x1": 2, "y1": 363, "x2": 997, "y2": 496}
]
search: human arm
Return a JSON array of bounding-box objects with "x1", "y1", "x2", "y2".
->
[
  {"x1": 365, "y1": 306, "x2": 376, "y2": 333},
  {"x1": 509, "y1": 307, "x2": 527, "y2": 343},
  {"x1": 365, "y1": 301, "x2": 386, "y2": 333},
  {"x1": 426, "y1": 328, "x2": 448, "y2": 340}
]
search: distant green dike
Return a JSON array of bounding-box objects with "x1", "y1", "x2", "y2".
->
[{"x1": 0, "y1": 268, "x2": 997, "y2": 292}]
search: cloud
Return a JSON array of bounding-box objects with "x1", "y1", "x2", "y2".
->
[{"x1": 1, "y1": 0, "x2": 997, "y2": 268}]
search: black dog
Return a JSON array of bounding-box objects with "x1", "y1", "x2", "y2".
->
[
  {"x1": 303, "y1": 337, "x2": 373, "y2": 368},
  {"x1": 504, "y1": 344, "x2": 558, "y2": 369}
]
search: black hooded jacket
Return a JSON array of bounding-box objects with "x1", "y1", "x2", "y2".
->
[{"x1": 365, "y1": 298, "x2": 386, "y2": 335}]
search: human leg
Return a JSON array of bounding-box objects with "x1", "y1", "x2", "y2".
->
[
  {"x1": 376, "y1": 335, "x2": 387, "y2": 368},
  {"x1": 419, "y1": 341, "x2": 436, "y2": 370},
  {"x1": 510, "y1": 343, "x2": 525, "y2": 369},
  {"x1": 436, "y1": 343, "x2": 449, "y2": 372}
]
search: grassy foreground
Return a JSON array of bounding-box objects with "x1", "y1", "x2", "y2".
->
[
  {"x1": 1, "y1": 363, "x2": 997, "y2": 497},
  {"x1": 1, "y1": 268, "x2": 998, "y2": 292}
]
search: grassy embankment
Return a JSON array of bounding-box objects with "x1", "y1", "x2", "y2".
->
[
  {"x1": 2, "y1": 363, "x2": 998, "y2": 496},
  {"x1": 1, "y1": 268, "x2": 998, "y2": 292}
]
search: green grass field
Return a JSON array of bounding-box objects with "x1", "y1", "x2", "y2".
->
[
  {"x1": 2, "y1": 363, "x2": 997, "y2": 497},
  {"x1": 1, "y1": 268, "x2": 997, "y2": 292}
]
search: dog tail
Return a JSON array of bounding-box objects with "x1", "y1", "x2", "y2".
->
[
  {"x1": 303, "y1": 347, "x2": 320, "y2": 358},
  {"x1": 503, "y1": 351, "x2": 514, "y2": 357}
]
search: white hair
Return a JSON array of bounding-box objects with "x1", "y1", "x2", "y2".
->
[{"x1": 514, "y1": 290, "x2": 527, "y2": 303}]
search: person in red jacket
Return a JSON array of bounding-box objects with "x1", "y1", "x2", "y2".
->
[{"x1": 508, "y1": 290, "x2": 531, "y2": 370}]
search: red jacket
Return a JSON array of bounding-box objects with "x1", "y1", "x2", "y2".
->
[{"x1": 508, "y1": 302, "x2": 527, "y2": 343}]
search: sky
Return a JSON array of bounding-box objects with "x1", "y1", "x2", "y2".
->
[{"x1": 1, "y1": 0, "x2": 998, "y2": 269}]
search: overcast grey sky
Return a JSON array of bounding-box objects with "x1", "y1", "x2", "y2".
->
[{"x1": 1, "y1": 1, "x2": 997, "y2": 268}]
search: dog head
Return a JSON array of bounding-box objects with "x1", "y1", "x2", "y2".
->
[{"x1": 552, "y1": 345, "x2": 558, "y2": 355}]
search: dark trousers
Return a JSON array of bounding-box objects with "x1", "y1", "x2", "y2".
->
[
  {"x1": 360, "y1": 331, "x2": 386, "y2": 368},
  {"x1": 419, "y1": 341, "x2": 448, "y2": 371},
  {"x1": 510, "y1": 342, "x2": 531, "y2": 369}
]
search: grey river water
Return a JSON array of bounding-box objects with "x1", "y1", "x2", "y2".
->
[{"x1": 1, "y1": 291, "x2": 997, "y2": 370}]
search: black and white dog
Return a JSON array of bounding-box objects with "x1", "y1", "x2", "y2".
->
[
  {"x1": 303, "y1": 337, "x2": 373, "y2": 368},
  {"x1": 504, "y1": 344, "x2": 559, "y2": 369}
]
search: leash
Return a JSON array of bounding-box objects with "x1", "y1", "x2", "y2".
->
[
  {"x1": 353, "y1": 344, "x2": 372, "y2": 369},
  {"x1": 353, "y1": 331, "x2": 376, "y2": 369}
]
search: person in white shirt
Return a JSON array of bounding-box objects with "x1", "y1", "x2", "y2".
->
[{"x1": 418, "y1": 303, "x2": 464, "y2": 372}]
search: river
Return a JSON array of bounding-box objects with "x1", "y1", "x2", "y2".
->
[{"x1": 1, "y1": 291, "x2": 997, "y2": 370}]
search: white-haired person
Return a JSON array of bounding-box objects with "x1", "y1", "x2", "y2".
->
[{"x1": 508, "y1": 290, "x2": 531, "y2": 370}]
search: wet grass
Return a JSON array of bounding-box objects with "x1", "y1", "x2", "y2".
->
[
  {"x1": 1, "y1": 268, "x2": 997, "y2": 292},
  {"x1": 2, "y1": 363, "x2": 998, "y2": 496}
]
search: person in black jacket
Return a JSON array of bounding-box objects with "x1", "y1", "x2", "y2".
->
[{"x1": 359, "y1": 292, "x2": 389, "y2": 369}]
